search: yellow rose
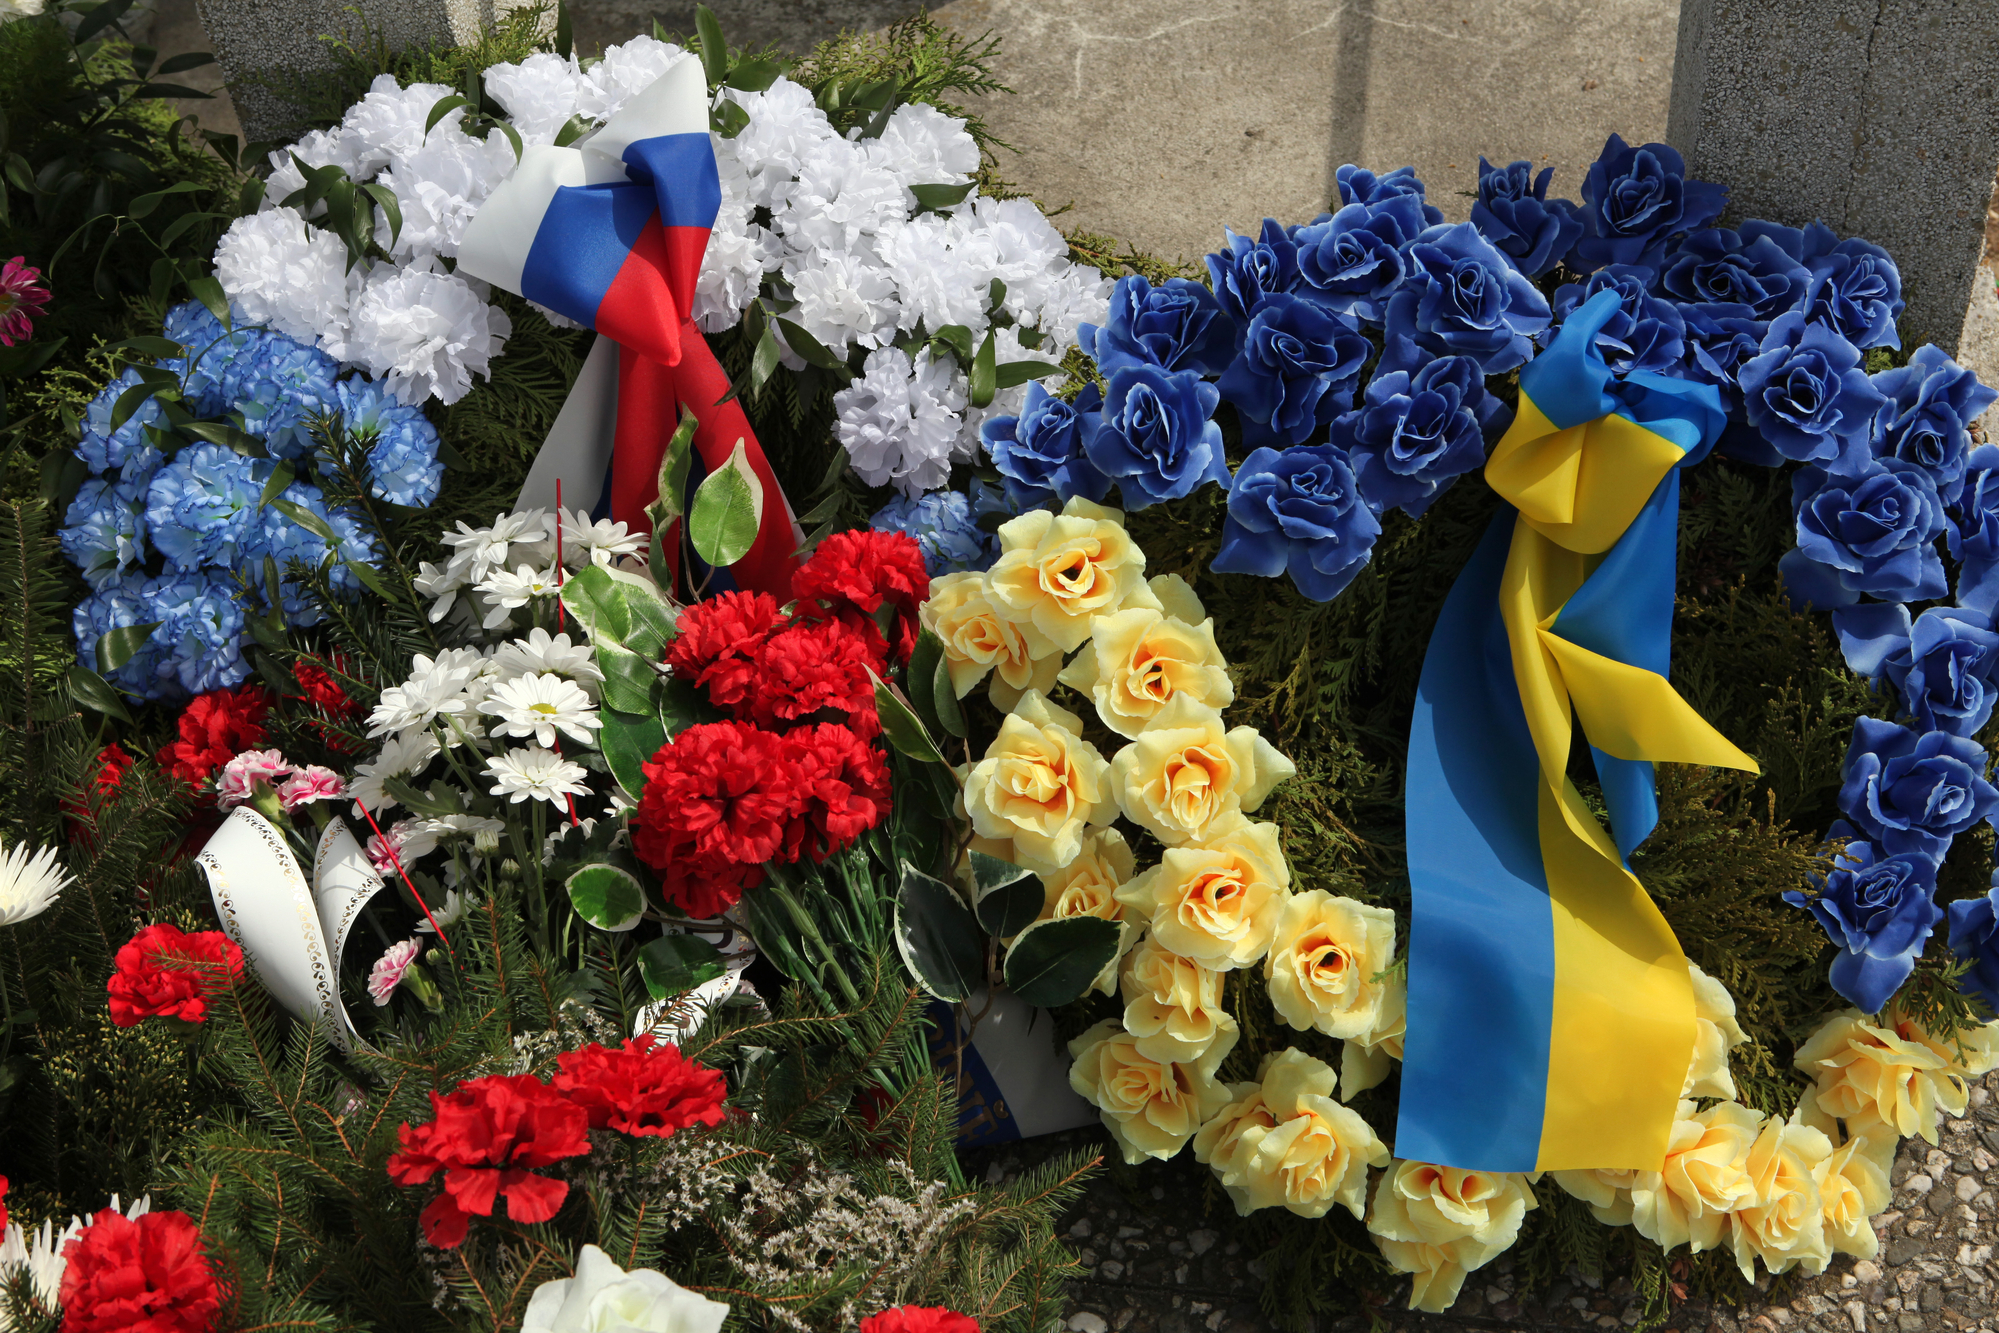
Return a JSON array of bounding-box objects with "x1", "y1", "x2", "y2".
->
[
  {"x1": 1265, "y1": 890, "x2": 1396, "y2": 1040},
  {"x1": 987, "y1": 497, "x2": 1147, "y2": 655},
  {"x1": 1189, "y1": 1079, "x2": 1272, "y2": 1186},
  {"x1": 962, "y1": 691, "x2": 1110, "y2": 875},
  {"x1": 1120, "y1": 934, "x2": 1238, "y2": 1065},
  {"x1": 1794, "y1": 1009, "x2": 1999, "y2": 1148},
  {"x1": 1110, "y1": 694, "x2": 1295, "y2": 847},
  {"x1": 1067, "y1": 1018, "x2": 1231, "y2": 1163},
  {"x1": 1550, "y1": 1167, "x2": 1643, "y2": 1228},
  {"x1": 1684, "y1": 960, "x2": 1748, "y2": 1100},
  {"x1": 1057, "y1": 574, "x2": 1235, "y2": 738},
  {"x1": 1032, "y1": 827, "x2": 1139, "y2": 996},
  {"x1": 1114, "y1": 818, "x2": 1290, "y2": 969},
  {"x1": 1727, "y1": 1115, "x2": 1833, "y2": 1281},
  {"x1": 1813, "y1": 1133, "x2": 1890, "y2": 1261},
  {"x1": 1340, "y1": 974, "x2": 1406, "y2": 1096},
  {"x1": 1629, "y1": 1100, "x2": 1762, "y2": 1254},
  {"x1": 1193, "y1": 1049, "x2": 1388, "y2": 1221},
  {"x1": 922, "y1": 572, "x2": 1062, "y2": 709},
  {"x1": 1366, "y1": 1161, "x2": 1537, "y2": 1314}
]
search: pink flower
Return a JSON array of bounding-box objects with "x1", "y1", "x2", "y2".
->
[
  {"x1": 366, "y1": 819, "x2": 437, "y2": 876},
  {"x1": 0, "y1": 257, "x2": 49, "y2": 348},
  {"x1": 367, "y1": 939, "x2": 421, "y2": 1005},
  {"x1": 215, "y1": 748, "x2": 294, "y2": 809},
  {"x1": 277, "y1": 765, "x2": 346, "y2": 809}
]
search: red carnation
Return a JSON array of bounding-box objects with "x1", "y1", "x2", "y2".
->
[
  {"x1": 156, "y1": 684, "x2": 271, "y2": 790},
  {"x1": 784, "y1": 723, "x2": 891, "y2": 863},
  {"x1": 92, "y1": 744, "x2": 136, "y2": 795},
  {"x1": 57, "y1": 1207, "x2": 219, "y2": 1333},
  {"x1": 293, "y1": 658, "x2": 359, "y2": 719},
  {"x1": 859, "y1": 1307, "x2": 980, "y2": 1333},
  {"x1": 106, "y1": 923, "x2": 243, "y2": 1028},
  {"x1": 551, "y1": 1036, "x2": 729, "y2": 1137},
  {"x1": 386, "y1": 1073, "x2": 591, "y2": 1249},
  {"x1": 667, "y1": 590, "x2": 786, "y2": 715},
  {"x1": 749, "y1": 615, "x2": 882, "y2": 736},
  {"x1": 791, "y1": 529, "x2": 929, "y2": 662},
  {"x1": 631, "y1": 721, "x2": 804, "y2": 916},
  {"x1": 0, "y1": 1174, "x2": 8, "y2": 1234}
]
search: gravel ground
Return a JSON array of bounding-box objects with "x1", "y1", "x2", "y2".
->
[{"x1": 966, "y1": 1072, "x2": 1999, "y2": 1333}]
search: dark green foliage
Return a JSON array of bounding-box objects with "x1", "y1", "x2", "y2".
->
[{"x1": 788, "y1": 16, "x2": 1013, "y2": 160}]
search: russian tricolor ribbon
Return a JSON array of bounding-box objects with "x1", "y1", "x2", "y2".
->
[
  {"x1": 457, "y1": 56, "x2": 798, "y2": 599},
  {"x1": 1397, "y1": 289, "x2": 1758, "y2": 1173}
]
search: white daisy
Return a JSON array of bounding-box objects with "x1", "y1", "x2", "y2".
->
[
  {"x1": 348, "y1": 729, "x2": 441, "y2": 813},
  {"x1": 443, "y1": 510, "x2": 548, "y2": 585},
  {"x1": 475, "y1": 564, "x2": 562, "y2": 630},
  {"x1": 492, "y1": 628, "x2": 605, "y2": 694},
  {"x1": 366, "y1": 652, "x2": 478, "y2": 737},
  {"x1": 414, "y1": 888, "x2": 473, "y2": 934},
  {"x1": 478, "y1": 672, "x2": 602, "y2": 748},
  {"x1": 554, "y1": 509, "x2": 645, "y2": 568},
  {"x1": 0, "y1": 839, "x2": 73, "y2": 925},
  {"x1": 485, "y1": 746, "x2": 590, "y2": 808},
  {"x1": 0, "y1": 1194, "x2": 150, "y2": 1309},
  {"x1": 413, "y1": 559, "x2": 467, "y2": 623}
]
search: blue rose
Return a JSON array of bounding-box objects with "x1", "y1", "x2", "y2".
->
[
  {"x1": 1884, "y1": 608, "x2": 1999, "y2": 737},
  {"x1": 1946, "y1": 881, "x2": 1999, "y2": 1015},
  {"x1": 1378, "y1": 223, "x2": 1552, "y2": 376},
  {"x1": 1079, "y1": 275, "x2": 1235, "y2": 378},
  {"x1": 1335, "y1": 164, "x2": 1443, "y2": 224},
  {"x1": 1949, "y1": 445, "x2": 1999, "y2": 615},
  {"x1": 1781, "y1": 458, "x2": 1947, "y2": 609},
  {"x1": 1801, "y1": 238, "x2": 1906, "y2": 351},
  {"x1": 1869, "y1": 344, "x2": 1998, "y2": 507},
  {"x1": 1658, "y1": 228, "x2": 1810, "y2": 318},
  {"x1": 1291, "y1": 195, "x2": 1430, "y2": 326},
  {"x1": 1213, "y1": 444, "x2": 1382, "y2": 601},
  {"x1": 143, "y1": 443, "x2": 269, "y2": 573},
  {"x1": 60, "y1": 476, "x2": 150, "y2": 590},
  {"x1": 1783, "y1": 821, "x2": 1942, "y2": 1013},
  {"x1": 235, "y1": 333, "x2": 342, "y2": 459},
  {"x1": 1568, "y1": 134, "x2": 1727, "y2": 273},
  {"x1": 981, "y1": 381, "x2": 1110, "y2": 511},
  {"x1": 1677, "y1": 302, "x2": 1767, "y2": 414},
  {"x1": 869, "y1": 487, "x2": 999, "y2": 578},
  {"x1": 1838, "y1": 715, "x2": 1999, "y2": 859},
  {"x1": 1206, "y1": 220, "x2": 1303, "y2": 334},
  {"x1": 1085, "y1": 365, "x2": 1230, "y2": 510},
  {"x1": 1550, "y1": 264, "x2": 1686, "y2": 375},
  {"x1": 1469, "y1": 158, "x2": 1584, "y2": 279},
  {"x1": 1737, "y1": 312, "x2": 1888, "y2": 471},
  {"x1": 1339, "y1": 356, "x2": 1498, "y2": 519},
  {"x1": 1216, "y1": 292, "x2": 1370, "y2": 448},
  {"x1": 334, "y1": 376, "x2": 446, "y2": 508}
]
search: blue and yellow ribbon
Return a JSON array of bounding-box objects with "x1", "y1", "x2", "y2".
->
[{"x1": 1395, "y1": 289, "x2": 1757, "y2": 1173}]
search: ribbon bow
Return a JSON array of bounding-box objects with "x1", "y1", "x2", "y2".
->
[
  {"x1": 458, "y1": 57, "x2": 797, "y2": 598},
  {"x1": 1397, "y1": 289, "x2": 1758, "y2": 1173}
]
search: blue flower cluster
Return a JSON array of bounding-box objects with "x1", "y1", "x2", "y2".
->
[
  {"x1": 61, "y1": 301, "x2": 445, "y2": 700},
  {"x1": 868, "y1": 480, "x2": 1010, "y2": 578}
]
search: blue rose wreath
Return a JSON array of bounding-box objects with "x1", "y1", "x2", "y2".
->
[
  {"x1": 972, "y1": 131, "x2": 1999, "y2": 1022},
  {"x1": 60, "y1": 301, "x2": 445, "y2": 701}
]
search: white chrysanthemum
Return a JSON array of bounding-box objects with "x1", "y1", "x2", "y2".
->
[
  {"x1": 414, "y1": 888, "x2": 472, "y2": 934},
  {"x1": 441, "y1": 510, "x2": 549, "y2": 585},
  {"x1": 367, "y1": 652, "x2": 480, "y2": 737},
  {"x1": 774, "y1": 136, "x2": 909, "y2": 258},
  {"x1": 479, "y1": 672, "x2": 602, "y2": 748},
  {"x1": 476, "y1": 564, "x2": 561, "y2": 629},
  {"x1": 555, "y1": 509, "x2": 645, "y2": 567},
  {"x1": 727, "y1": 77, "x2": 839, "y2": 210},
  {"x1": 783, "y1": 249, "x2": 902, "y2": 355},
  {"x1": 0, "y1": 1195, "x2": 150, "y2": 1310},
  {"x1": 213, "y1": 207, "x2": 360, "y2": 347},
  {"x1": 492, "y1": 628, "x2": 605, "y2": 695},
  {"x1": 695, "y1": 210, "x2": 778, "y2": 332},
  {"x1": 484, "y1": 51, "x2": 589, "y2": 144},
  {"x1": 348, "y1": 729, "x2": 441, "y2": 813},
  {"x1": 867, "y1": 101, "x2": 981, "y2": 191},
  {"x1": 413, "y1": 558, "x2": 468, "y2": 623},
  {"x1": 835, "y1": 346, "x2": 966, "y2": 496},
  {"x1": 338, "y1": 264, "x2": 511, "y2": 405},
  {"x1": 577, "y1": 34, "x2": 689, "y2": 120},
  {"x1": 0, "y1": 839, "x2": 72, "y2": 925},
  {"x1": 882, "y1": 211, "x2": 1002, "y2": 337},
  {"x1": 376, "y1": 127, "x2": 519, "y2": 261},
  {"x1": 486, "y1": 745, "x2": 590, "y2": 807},
  {"x1": 339, "y1": 73, "x2": 460, "y2": 179},
  {"x1": 262, "y1": 126, "x2": 364, "y2": 219}
]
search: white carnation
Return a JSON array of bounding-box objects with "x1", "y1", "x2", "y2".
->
[
  {"x1": 968, "y1": 194, "x2": 1074, "y2": 321},
  {"x1": 773, "y1": 136, "x2": 908, "y2": 259},
  {"x1": 484, "y1": 52, "x2": 589, "y2": 145},
  {"x1": 578, "y1": 35, "x2": 689, "y2": 120},
  {"x1": 214, "y1": 206, "x2": 360, "y2": 347},
  {"x1": 727, "y1": 78, "x2": 838, "y2": 211},
  {"x1": 694, "y1": 211, "x2": 777, "y2": 332},
  {"x1": 867, "y1": 101, "x2": 980, "y2": 191},
  {"x1": 835, "y1": 346, "x2": 965, "y2": 496},
  {"x1": 783, "y1": 248, "x2": 900, "y2": 354},
  {"x1": 956, "y1": 324, "x2": 1051, "y2": 456},
  {"x1": 881, "y1": 211, "x2": 1001, "y2": 337},
  {"x1": 340, "y1": 265, "x2": 512, "y2": 406},
  {"x1": 339, "y1": 74, "x2": 460, "y2": 180},
  {"x1": 263, "y1": 127, "x2": 363, "y2": 218},
  {"x1": 1030, "y1": 262, "x2": 1113, "y2": 362},
  {"x1": 376, "y1": 126, "x2": 519, "y2": 260}
]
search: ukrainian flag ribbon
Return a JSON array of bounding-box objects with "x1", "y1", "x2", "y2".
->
[{"x1": 1395, "y1": 289, "x2": 1757, "y2": 1173}]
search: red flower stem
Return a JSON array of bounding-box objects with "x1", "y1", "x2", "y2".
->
[{"x1": 357, "y1": 801, "x2": 450, "y2": 945}]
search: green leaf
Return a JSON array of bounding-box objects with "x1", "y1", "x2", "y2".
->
[
  {"x1": 710, "y1": 100, "x2": 750, "y2": 138},
  {"x1": 72, "y1": 0, "x2": 137, "y2": 47},
  {"x1": 556, "y1": 113, "x2": 595, "y2": 147},
  {"x1": 258, "y1": 459, "x2": 296, "y2": 509},
  {"x1": 748, "y1": 325, "x2": 781, "y2": 393},
  {"x1": 994, "y1": 359, "x2": 1064, "y2": 390},
  {"x1": 872, "y1": 672, "x2": 944, "y2": 765},
  {"x1": 424, "y1": 94, "x2": 472, "y2": 136},
  {"x1": 969, "y1": 328, "x2": 997, "y2": 408},
  {"x1": 94, "y1": 622, "x2": 159, "y2": 674},
  {"x1": 68, "y1": 666, "x2": 133, "y2": 724},
  {"x1": 106, "y1": 335, "x2": 182, "y2": 359},
  {"x1": 186, "y1": 275, "x2": 229, "y2": 326},
  {"x1": 359, "y1": 182, "x2": 402, "y2": 250},
  {"x1": 906, "y1": 629, "x2": 946, "y2": 736},
  {"x1": 154, "y1": 51, "x2": 216, "y2": 75},
  {"x1": 598, "y1": 706, "x2": 667, "y2": 801},
  {"x1": 381, "y1": 777, "x2": 463, "y2": 818},
  {"x1": 725, "y1": 56, "x2": 782, "y2": 92},
  {"x1": 774, "y1": 316, "x2": 846, "y2": 370},
  {"x1": 894, "y1": 862, "x2": 983, "y2": 1003},
  {"x1": 344, "y1": 559, "x2": 392, "y2": 599},
  {"x1": 182, "y1": 420, "x2": 266, "y2": 457},
  {"x1": 637, "y1": 933, "x2": 726, "y2": 999},
  {"x1": 695, "y1": 4, "x2": 728, "y2": 86},
  {"x1": 555, "y1": 0, "x2": 573, "y2": 57},
  {"x1": 987, "y1": 277, "x2": 1008, "y2": 314},
  {"x1": 107, "y1": 381, "x2": 153, "y2": 433},
  {"x1": 597, "y1": 648, "x2": 658, "y2": 715},
  {"x1": 567, "y1": 863, "x2": 647, "y2": 932},
  {"x1": 909, "y1": 181, "x2": 976, "y2": 212},
  {"x1": 560, "y1": 563, "x2": 677, "y2": 659},
  {"x1": 648, "y1": 408, "x2": 698, "y2": 527},
  {"x1": 973, "y1": 853, "x2": 1042, "y2": 939},
  {"x1": 1003, "y1": 916, "x2": 1121, "y2": 1008},
  {"x1": 267, "y1": 496, "x2": 336, "y2": 543},
  {"x1": 687, "y1": 439, "x2": 763, "y2": 568},
  {"x1": 930, "y1": 323, "x2": 974, "y2": 364},
  {"x1": 931, "y1": 646, "x2": 965, "y2": 738}
]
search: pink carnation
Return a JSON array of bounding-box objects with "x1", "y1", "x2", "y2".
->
[
  {"x1": 215, "y1": 748, "x2": 294, "y2": 809},
  {"x1": 367, "y1": 939, "x2": 421, "y2": 1005},
  {"x1": 366, "y1": 819, "x2": 436, "y2": 876},
  {"x1": 278, "y1": 765, "x2": 346, "y2": 809}
]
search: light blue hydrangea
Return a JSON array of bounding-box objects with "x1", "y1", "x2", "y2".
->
[
  {"x1": 143, "y1": 443, "x2": 268, "y2": 572},
  {"x1": 61, "y1": 476, "x2": 151, "y2": 589},
  {"x1": 869, "y1": 483, "x2": 1005, "y2": 577},
  {"x1": 78, "y1": 368, "x2": 167, "y2": 475},
  {"x1": 332, "y1": 376, "x2": 445, "y2": 507},
  {"x1": 73, "y1": 583, "x2": 168, "y2": 698},
  {"x1": 233, "y1": 332, "x2": 341, "y2": 458},
  {"x1": 141, "y1": 569, "x2": 250, "y2": 696}
]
